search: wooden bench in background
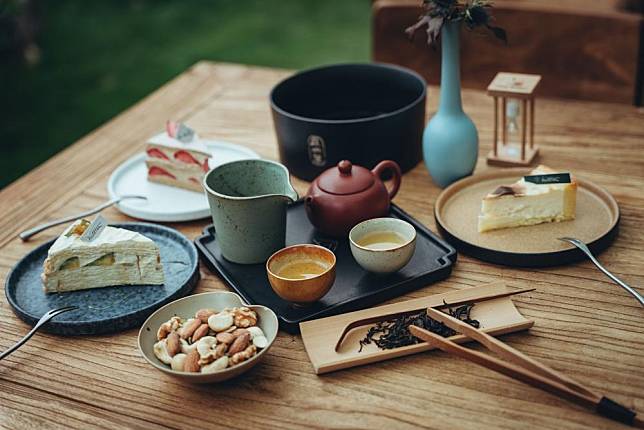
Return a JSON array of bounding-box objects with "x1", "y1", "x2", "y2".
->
[{"x1": 373, "y1": 0, "x2": 644, "y2": 105}]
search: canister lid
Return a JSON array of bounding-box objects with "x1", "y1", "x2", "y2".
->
[{"x1": 317, "y1": 160, "x2": 374, "y2": 195}]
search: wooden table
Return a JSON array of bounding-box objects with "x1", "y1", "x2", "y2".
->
[{"x1": 1, "y1": 62, "x2": 642, "y2": 430}]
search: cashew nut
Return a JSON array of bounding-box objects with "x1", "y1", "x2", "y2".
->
[
  {"x1": 207, "y1": 312, "x2": 234, "y2": 332},
  {"x1": 156, "y1": 316, "x2": 182, "y2": 340},
  {"x1": 201, "y1": 355, "x2": 229, "y2": 373},
  {"x1": 153, "y1": 340, "x2": 173, "y2": 365},
  {"x1": 252, "y1": 335, "x2": 269, "y2": 349},
  {"x1": 246, "y1": 326, "x2": 265, "y2": 339},
  {"x1": 171, "y1": 353, "x2": 187, "y2": 371},
  {"x1": 196, "y1": 336, "x2": 218, "y2": 358},
  {"x1": 180, "y1": 338, "x2": 198, "y2": 354}
]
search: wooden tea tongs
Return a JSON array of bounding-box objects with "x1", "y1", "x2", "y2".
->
[{"x1": 409, "y1": 309, "x2": 644, "y2": 428}]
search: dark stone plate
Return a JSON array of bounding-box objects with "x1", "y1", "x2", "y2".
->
[{"x1": 5, "y1": 223, "x2": 199, "y2": 335}]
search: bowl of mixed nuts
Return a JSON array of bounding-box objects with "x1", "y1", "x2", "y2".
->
[{"x1": 138, "y1": 291, "x2": 278, "y2": 383}]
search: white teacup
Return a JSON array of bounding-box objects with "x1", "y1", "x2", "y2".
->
[{"x1": 349, "y1": 218, "x2": 417, "y2": 274}]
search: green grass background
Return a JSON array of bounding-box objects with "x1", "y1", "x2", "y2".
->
[{"x1": 0, "y1": 0, "x2": 371, "y2": 189}]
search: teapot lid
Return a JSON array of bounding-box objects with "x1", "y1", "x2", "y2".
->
[{"x1": 318, "y1": 160, "x2": 374, "y2": 195}]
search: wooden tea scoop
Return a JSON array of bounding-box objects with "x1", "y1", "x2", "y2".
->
[
  {"x1": 334, "y1": 286, "x2": 534, "y2": 352},
  {"x1": 409, "y1": 308, "x2": 644, "y2": 428}
]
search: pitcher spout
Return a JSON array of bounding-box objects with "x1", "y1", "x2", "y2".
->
[{"x1": 283, "y1": 182, "x2": 299, "y2": 203}]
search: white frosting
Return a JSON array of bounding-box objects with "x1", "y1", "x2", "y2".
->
[
  {"x1": 515, "y1": 166, "x2": 571, "y2": 196},
  {"x1": 49, "y1": 220, "x2": 154, "y2": 255},
  {"x1": 43, "y1": 220, "x2": 164, "y2": 292}
]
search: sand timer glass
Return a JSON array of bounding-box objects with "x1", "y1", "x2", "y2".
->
[{"x1": 486, "y1": 72, "x2": 542, "y2": 167}]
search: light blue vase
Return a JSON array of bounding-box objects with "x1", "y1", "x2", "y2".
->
[{"x1": 423, "y1": 22, "x2": 478, "y2": 188}]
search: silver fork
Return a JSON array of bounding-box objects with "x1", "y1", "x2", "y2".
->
[
  {"x1": 559, "y1": 237, "x2": 644, "y2": 307},
  {"x1": 18, "y1": 195, "x2": 147, "y2": 241},
  {"x1": 0, "y1": 306, "x2": 78, "y2": 361}
]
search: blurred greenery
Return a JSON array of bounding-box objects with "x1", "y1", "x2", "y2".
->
[{"x1": 0, "y1": 0, "x2": 370, "y2": 189}]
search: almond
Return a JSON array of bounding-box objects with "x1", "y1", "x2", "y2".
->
[
  {"x1": 192, "y1": 323, "x2": 210, "y2": 342},
  {"x1": 183, "y1": 349, "x2": 201, "y2": 373},
  {"x1": 216, "y1": 332, "x2": 235, "y2": 344},
  {"x1": 227, "y1": 332, "x2": 250, "y2": 355},
  {"x1": 195, "y1": 308, "x2": 216, "y2": 323},
  {"x1": 166, "y1": 332, "x2": 181, "y2": 357},
  {"x1": 232, "y1": 328, "x2": 249, "y2": 337},
  {"x1": 215, "y1": 343, "x2": 227, "y2": 358},
  {"x1": 230, "y1": 344, "x2": 257, "y2": 365},
  {"x1": 180, "y1": 318, "x2": 201, "y2": 340}
]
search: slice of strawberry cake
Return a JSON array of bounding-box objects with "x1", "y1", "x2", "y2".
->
[{"x1": 145, "y1": 121, "x2": 212, "y2": 192}]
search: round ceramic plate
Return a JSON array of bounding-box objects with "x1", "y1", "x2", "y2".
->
[
  {"x1": 5, "y1": 223, "x2": 200, "y2": 335},
  {"x1": 434, "y1": 169, "x2": 620, "y2": 267},
  {"x1": 107, "y1": 140, "x2": 260, "y2": 222}
]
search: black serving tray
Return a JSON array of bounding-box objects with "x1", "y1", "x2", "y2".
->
[{"x1": 195, "y1": 201, "x2": 456, "y2": 333}]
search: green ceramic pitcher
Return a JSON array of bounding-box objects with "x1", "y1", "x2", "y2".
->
[{"x1": 203, "y1": 159, "x2": 298, "y2": 264}]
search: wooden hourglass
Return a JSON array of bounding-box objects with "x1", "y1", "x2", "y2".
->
[{"x1": 486, "y1": 72, "x2": 542, "y2": 167}]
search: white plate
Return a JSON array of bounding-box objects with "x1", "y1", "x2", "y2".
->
[{"x1": 108, "y1": 140, "x2": 260, "y2": 222}]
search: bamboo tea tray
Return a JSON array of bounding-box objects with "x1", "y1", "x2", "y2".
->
[
  {"x1": 196, "y1": 201, "x2": 456, "y2": 333},
  {"x1": 434, "y1": 168, "x2": 620, "y2": 267},
  {"x1": 300, "y1": 282, "x2": 534, "y2": 374}
]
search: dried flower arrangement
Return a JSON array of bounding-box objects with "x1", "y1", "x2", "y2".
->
[{"x1": 405, "y1": 0, "x2": 506, "y2": 45}]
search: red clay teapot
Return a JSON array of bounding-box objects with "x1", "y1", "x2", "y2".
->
[{"x1": 305, "y1": 160, "x2": 402, "y2": 237}]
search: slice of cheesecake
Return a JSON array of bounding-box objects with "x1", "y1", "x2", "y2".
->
[
  {"x1": 478, "y1": 165, "x2": 577, "y2": 233},
  {"x1": 42, "y1": 219, "x2": 164, "y2": 293},
  {"x1": 145, "y1": 121, "x2": 211, "y2": 193}
]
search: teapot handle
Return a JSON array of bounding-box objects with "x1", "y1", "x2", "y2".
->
[{"x1": 371, "y1": 160, "x2": 402, "y2": 200}]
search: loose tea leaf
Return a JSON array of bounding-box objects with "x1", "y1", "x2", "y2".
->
[{"x1": 358, "y1": 302, "x2": 479, "y2": 352}]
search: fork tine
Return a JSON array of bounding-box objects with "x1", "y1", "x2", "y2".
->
[{"x1": 47, "y1": 306, "x2": 78, "y2": 317}]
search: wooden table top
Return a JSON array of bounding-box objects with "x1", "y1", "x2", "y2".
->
[{"x1": 0, "y1": 62, "x2": 642, "y2": 430}]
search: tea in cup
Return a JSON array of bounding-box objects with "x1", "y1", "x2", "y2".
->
[
  {"x1": 266, "y1": 244, "x2": 336, "y2": 304},
  {"x1": 349, "y1": 218, "x2": 416, "y2": 274}
]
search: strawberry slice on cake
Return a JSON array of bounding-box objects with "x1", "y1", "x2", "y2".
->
[{"x1": 145, "y1": 121, "x2": 212, "y2": 192}]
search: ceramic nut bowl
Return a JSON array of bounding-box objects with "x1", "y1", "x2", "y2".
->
[
  {"x1": 349, "y1": 218, "x2": 417, "y2": 274},
  {"x1": 266, "y1": 244, "x2": 336, "y2": 305},
  {"x1": 138, "y1": 291, "x2": 278, "y2": 383}
]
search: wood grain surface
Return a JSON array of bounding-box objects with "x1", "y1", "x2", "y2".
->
[{"x1": 0, "y1": 62, "x2": 642, "y2": 430}]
